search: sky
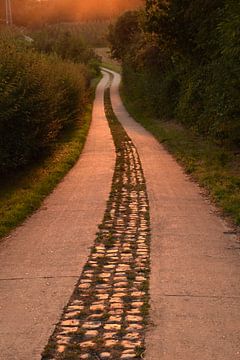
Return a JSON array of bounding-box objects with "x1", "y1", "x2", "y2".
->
[
  {"x1": 49, "y1": 0, "x2": 144, "y2": 20},
  {"x1": 0, "y1": 0, "x2": 144, "y2": 26}
]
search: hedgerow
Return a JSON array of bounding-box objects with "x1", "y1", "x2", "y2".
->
[
  {"x1": 109, "y1": 2, "x2": 240, "y2": 147},
  {"x1": 0, "y1": 32, "x2": 91, "y2": 172}
]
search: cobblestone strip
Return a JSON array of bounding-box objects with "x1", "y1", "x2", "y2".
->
[{"x1": 42, "y1": 81, "x2": 151, "y2": 360}]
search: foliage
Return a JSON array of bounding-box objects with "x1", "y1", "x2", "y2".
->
[
  {"x1": 32, "y1": 23, "x2": 101, "y2": 76},
  {"x1": 109, "y1": 1, "x2": 240, "y2": 147},
  {"x1": 0, "y1": 31, "x2": 91, "y2": 172},
  {"x1": 108, "y1": 11, "x2": 142, "y2": 61},
  {"x1": 0, "y1": 91, "x2": 96, "y2": 240},
  {"x1": 71, "y1": 21, "x2": 110, "y2": 47}
]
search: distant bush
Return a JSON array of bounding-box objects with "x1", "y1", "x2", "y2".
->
[
  {"x1": 0, "y1": 32, "x2": 91, "y2": 172},
  {"x1": 73, "y1": 21, "x2": 110, "y2": 47},
  {"x1": 32, "y1": 24, "x2": 101, "y2": 76}
]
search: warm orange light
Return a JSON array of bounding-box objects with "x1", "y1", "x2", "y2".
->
[
  {"x1": 1, "y1": 0, "x2": 144, "y2": 27},
  {"x1": 46, "y1": 0, "x2": 144, "y2": 21}
]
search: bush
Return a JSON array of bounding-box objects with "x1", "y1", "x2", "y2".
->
[
  {"x1": 109, "y1": 3, "x2": 240, "y2": 147},
  {"x1": 32, "y1": 24, "x2": 101, "y2": 76},
  {"x1": 0, "y1": 32, "x2": 90, "y2": 172}
]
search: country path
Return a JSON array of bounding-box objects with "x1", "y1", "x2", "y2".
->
[
  {"x1": 0, "y1": 72, "x2": 116, "y2": 360},
  {"x1": 0, "y1": 68, "x2": 240, "y2": 360},
  {"x1": 108, "y1": 69, "x2": 240, "y2": 360}
]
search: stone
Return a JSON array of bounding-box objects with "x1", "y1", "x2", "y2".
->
[
  {"x1": 120, "y1": 354, "x2": 136, "y2": 359},
  {"x1": 80, "y1": 279, "x2": 92, "y2": 284},
  {"x1": 104, "y1": 323, "x2": 121, "y2": 331},
  {"x1": 63, "y1": 311, "x2": 81, "y2": 319},
  {"x1": 78, "y1": 283, "x2": 91, "y2": 290},
  {"x1": 88, "y1": 313, "x2": 104, "y2": 320},
  {"x1": 56, "y1": 335, "x2": 70, "y2": 345},
  {"x1": 123, "y1": 332, "x2": 141, "y2": 340},
  {"x1": 85, "y1": 330, "x2": 98, "y2": 338},
  {"x1": 126, "y1": 324, "x2": 143, "y2": 331},
  {"x1": 67, "y1": 305, "x2": 84, "y2": 312},
  {"x1": 90, "y1": 304, "x2": 105, "y2": 311},
  {"x1": 107, "y1": 315, "x2": 122, "y2": 323},
  {"x1": 99, "y1": 273, "x2": 111, "y2": 278},
  {"x1": 100, "y1": 352, "x2": 111, "y2": 358},
  {"x1": 135, "y1": 276, "x2": 146, "y2": 282},
  {"x1": 103, "y1": 264, "x2": 116, "y2": 269},
  {"x1": 109, "y1": 309, "x2": 124, "y2": 315},
  {"x1": 113, "y1": 282, "x2": 128, "y2": 288},
  {"x1": 112, "y1": 292, "x2": 127, "y2": 298},
  {"x1": 61, "y1": 319, "x2": 80, "y2": 327},
  {"x1": 113, "y1": 287, "x2": 127, "y2": 292},
  {"x1": 127, "y1": 309, "x2": 141, "y2": 315},
  {"x1": 80, "y1": 354, "x2": 90, "y2": 359},
  {"x1": 105, "y1": 339, "x2": 119, "y2": 347},
  {"x1": 131, "y1": 302, "x2": 144, "y2": 308},
  {"x1": 96, "y1": 293, "x2": 109, "y2": 300},
  {"x1": 57, "y1": 345, "x2": 66, "y2": 353},
  {"x1": 72, "y1": 300, "x2": 84, "y2": 305},
  {"x1": 110, "y1": 302, "x2": 123, "y2": 310},
  {"x1": 109, "y1": 297, "x2": 122, "y2": 303},
  {"x1": 114, "y1": 277, "x2": 127, "y2": 283},
  {"x1": 80, "y1": 341, "x2": 95, "y2": 348},
  {"x1": 82, "y1": 321, "x2": 101, "y2": 330},
  {"x1": 131, "y1": 291, "x2": 145, "y2": 298},
  {"x1": 122, "y1": 340, "x2": 141, "y2": 349},
  {"x1": 60, "y1": 326, "x2": 78, "y2": 334}
]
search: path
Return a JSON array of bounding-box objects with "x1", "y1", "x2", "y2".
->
[
  {"x1": 108, "y1": 69, "x2": 240, "y2": 360},
  {"x1": 0, "y1": 69, "x2": 239, "y2": 360},
  {"x1": 0, "y1": 72, "x2": 115, "y2": 360},
  {"x1": 41, "y1": 85, "x2": 150, "y2": 359}
]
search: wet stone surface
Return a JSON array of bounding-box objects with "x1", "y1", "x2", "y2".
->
[{"x1": 41, "y1": 86, "x2": 150, "y2": 359}]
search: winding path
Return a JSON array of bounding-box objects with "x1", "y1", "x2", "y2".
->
[
  {"x1": 0, "y1": 72, "x2": 115, "y2": 360},
  {"x1": 0, "y1": 70, "x2": 239, "y2": 360},
  {"x1": 108, "y1": 69, "x2": 240, "y2": 360}
]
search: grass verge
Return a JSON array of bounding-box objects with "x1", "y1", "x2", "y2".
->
[
  {"x1": 95, "y1": 47, "x2": 122, "y2": 73},
  {"x1": 0, "y1": 77, "x2": 101, "y2": 240},
  {"x1": 120, "y1": 84, "x2": 240, "y2": 227},
  {"x1": 101, "y1": 61, "x2": 122, "y2": 74}
]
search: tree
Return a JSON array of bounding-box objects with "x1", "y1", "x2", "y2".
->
[
  {"x1": 108, "y1": 10, "x2": 141, "y2": 61},
  {"x1": 145, "y1": 0, "x2": 224, "y2": 62}
]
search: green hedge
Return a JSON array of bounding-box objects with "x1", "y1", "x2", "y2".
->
[
  {"x1": 109, "y1": 4, "x2": 240, "y2": 147},
  {"x1": 0, "y1": 34, "x2": 90, "y2": 172}
]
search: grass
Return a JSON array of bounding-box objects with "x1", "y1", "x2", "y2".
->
[
  {"x1": 0, "y1": 77, "x2": 101, "y2": 240},
  {"x1": 120, "y1": 83, "x2": 240, "y2": 227},
  {"x1": 95, "y1": 47, "x2": 122, "y2": 73}
]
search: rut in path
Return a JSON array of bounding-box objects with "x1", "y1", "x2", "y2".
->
[{"x1": 42, "y1": 82, "x2": 151, "y2": 359}]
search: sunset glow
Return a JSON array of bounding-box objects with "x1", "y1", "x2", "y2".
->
[{"x1": 0, "y1": 0, "x2": 144, "y2": 26}]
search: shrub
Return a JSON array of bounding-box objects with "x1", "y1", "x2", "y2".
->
[
  {"x1": 109, "y1": 3, "x2": 240, "y2": 147},
  {"x1": 32, "y1": 24, "x2": 101, "y2": 76},
  {"x1": 0, "y1": 32, "x2": 90, "y2": 172}
]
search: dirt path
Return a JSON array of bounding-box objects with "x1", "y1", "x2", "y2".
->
[
  {"x1": 0, "y1": 72, "x2": 115, "y2": 360},
  {"x1": 108, "y1": 69, "x2": 240, "y2": 360}
]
